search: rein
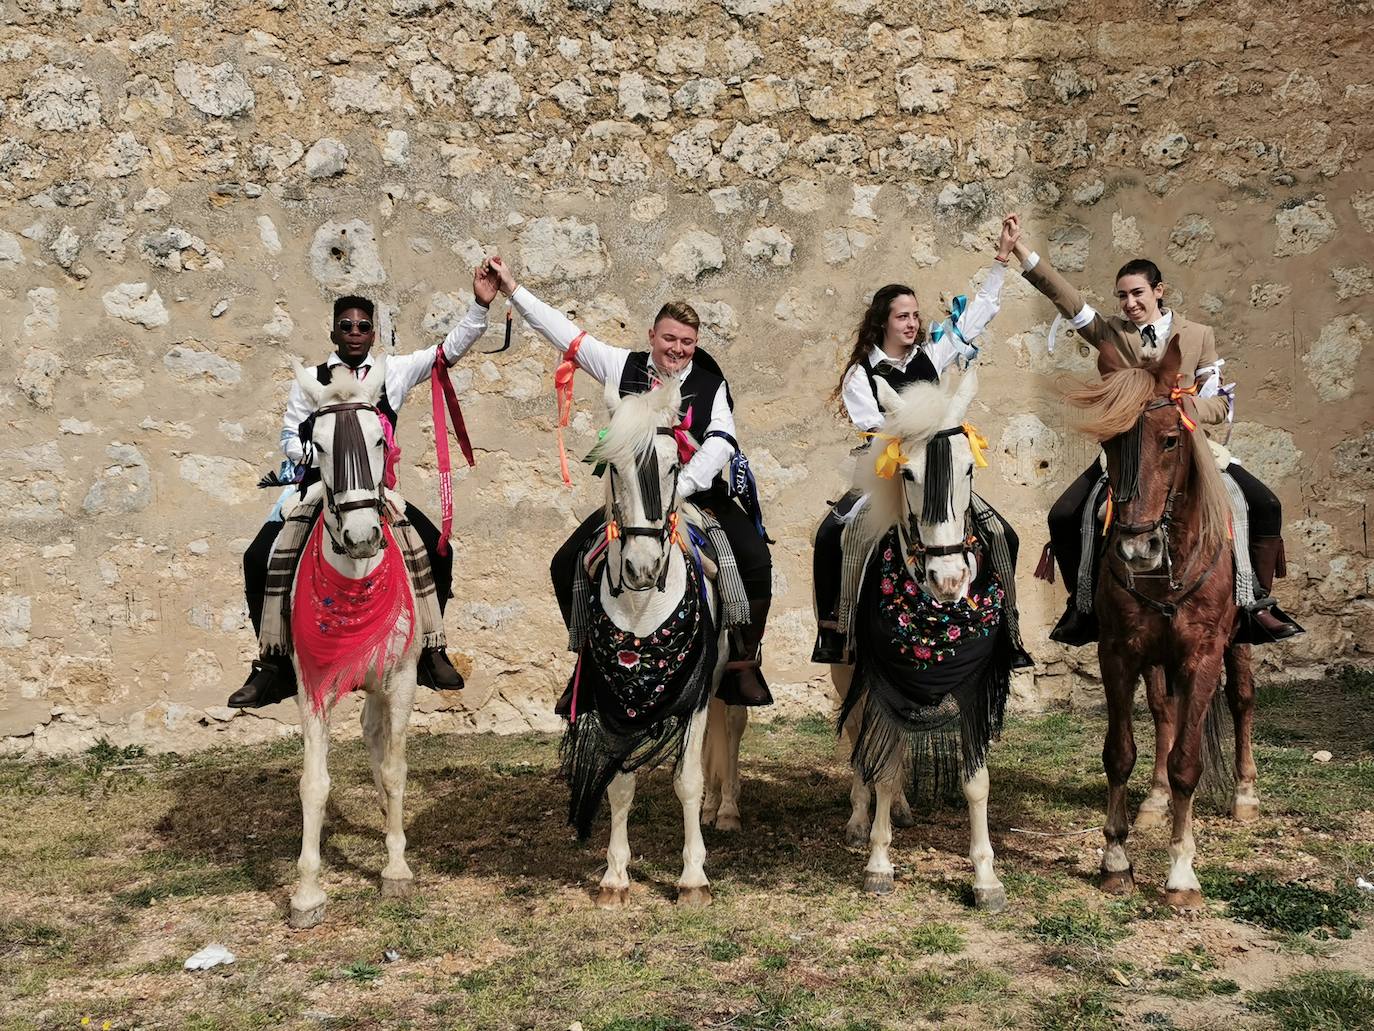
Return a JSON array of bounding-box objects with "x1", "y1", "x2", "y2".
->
[{"x1": 886, "y1": 425, "x2": 985, "y2": 591}]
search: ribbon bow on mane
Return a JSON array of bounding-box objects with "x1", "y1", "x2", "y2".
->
[
  {"x1": 861, "y1": 422, "x2": 990, "y2": 480},
  {"x1": 1169, "y1": 378, "x2": 1200, "y2": 433}
]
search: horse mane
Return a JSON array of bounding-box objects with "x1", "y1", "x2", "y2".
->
[
  {"x1": 1062, "y1": 367, "x2": 1157, "y2": 441},
  {"x1": 587, "y1": 381, "x2": 683, "y2": 474},
  {"x1": 850, "y1": 380, "x2": 950, "y2": 532},
  {"x1": 1063, "y1": 367, "x2": 1230, "y2": 550},
  {"x1": 317, "y1": 368, "x2": 372, "y2": 408}
]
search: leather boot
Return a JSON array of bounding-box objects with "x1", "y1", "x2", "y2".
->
[
  {"x1": 719, "y1": 599, "x2": 773, "y2": 707},
  {"x1": 417, "y1": 647, "x2": 465, "y2": 690},
  {"x1": 1236, "y1": 536, "x2": 1303, "y2": 644},
  {"x1": 1049, "y1": 596, "x2": 1098, "y2": 647},
  {"x1": 227, "y1": 656, "x2": 298, "y2": 708},
  {"x1": 810, "y1": 620, "x2": 850, "y2": 665}
]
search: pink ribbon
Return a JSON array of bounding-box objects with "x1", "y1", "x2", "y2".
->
[
  {"x1": 379, "y1": 412, "x2": 399, "y2": 490},
  {"x1": 670, "y1": 408, "x2": 697, "y2": 465}
]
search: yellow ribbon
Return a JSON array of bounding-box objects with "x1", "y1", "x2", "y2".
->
[
  {"x1": 962, "y1": 422, "x2": 990, "y2": 468},
  {"x1": 860, "y1": 432, "x2": 908, "y2": 479}
]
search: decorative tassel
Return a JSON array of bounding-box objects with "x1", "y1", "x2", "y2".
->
[
  {"x1": 1113, "y1": 417, "x2": 1144, "y2": 502},
  {"x1": 1033, "y1": 542, "x2": 1056, "y2": 583}
]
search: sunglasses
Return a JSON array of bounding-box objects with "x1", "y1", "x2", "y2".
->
[{"x1": 336, "y1": 319, "x2": 373, "y2": 333}]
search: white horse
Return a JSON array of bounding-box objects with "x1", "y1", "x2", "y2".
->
[
  {"x1": 829, "y1": 372, "x2": 1007, "y2": 910},
  {"x1": 566, "y1": 381, "x2": 730, "y2": 908},
  {"x1": 282, "y1": 355, "x2": 423, "y2": 929}
]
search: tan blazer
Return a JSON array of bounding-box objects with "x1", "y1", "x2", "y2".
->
[{"x1": 1023, "y1": 254, "x2": 1230, "y2": 427}]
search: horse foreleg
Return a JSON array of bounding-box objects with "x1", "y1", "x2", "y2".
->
[
  {"x1": 378, "y1": 667, "x2": 417, "y2": 896},
  {"x1": 596, "y1": 772, "x2": 635, "y2": 909},
  {"x1": 847, "y1": 771, "x2": 873, "y2": 848},
  {"x1": 1099, "y1": 649, "x2": 1141, "y2": 895},
  {"x1": 863, "y1": 766, "x2": 901, "y2": 895},
  {"x1": 713, "y1": 703, "x2": 747, "y2": 832},
  {"x1": 361, "y1": 691, "x2": 387, "y2": 822},
  {"x1": 1135, "y1": 665, "x2": 1173, "y2": 831},
  {"x1": 675, "y1": 706, "x2": 712, "y2": 907},
  {"x1": 1164, "y1": 659, "x2": 1221, "y2": 910},
  {"x1": 1225, "y1": 644, "x2": 1260, "y2": 822},
  {"x1": 963, "y1": 765, "x2": 1006, "y2": 912},
  {"x1": 291, "y1": 703, "x2": 332, "y2": 929},
  {"x1": 701, "y1": 697, "x2": 725, "y2": 826}
]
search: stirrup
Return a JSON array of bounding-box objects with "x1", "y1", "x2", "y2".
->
[
  {"x1": 1234, "y1": 597, "x2": 1304, "y2": 646},
  {"x1": 811, "y1": 625, "x2": 851, "y2": 665}
]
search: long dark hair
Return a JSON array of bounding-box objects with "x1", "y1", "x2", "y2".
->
[{"x1": 832, "y1": 283, "x2": 923, "y2": 404}]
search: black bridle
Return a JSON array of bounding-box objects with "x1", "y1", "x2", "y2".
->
[
  {"x1": 314, "y1": 401, "x2": 387, "y2": 555},
  {"x1": 1104, "y1": 397, "x2": 1221, "y2": 613},
  {"x1": 897, "y1": 426, "x2": 981, "y2": 588},
  {"x1": 604, "y1": 427, "x2": 683, "y2": 597}
]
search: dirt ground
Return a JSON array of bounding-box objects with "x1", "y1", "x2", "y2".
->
[{"x1": 3, "y1": 671, "x2": 1372, "y2": 1031}]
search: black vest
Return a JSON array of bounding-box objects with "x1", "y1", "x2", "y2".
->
[
  {"x1": 315, "y1": 360, "x2": 399, "y2": 428},
  {"x1": 617, "y1": 350, "x2": 732, "y2": 447},
  {"x1": 861, "y1": 350, "x2": 938, "y2": 413}
]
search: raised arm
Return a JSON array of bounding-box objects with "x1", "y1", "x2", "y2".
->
[
  {"x1": 1007, "y1": 217, "x2": 1109, "y2": 348},
  {"x1": 489, "y1": 255, "x2": 628, "y2": 387},
  {"x1": 924, "y1": 215, "x2": 1017, "y2": 374}
]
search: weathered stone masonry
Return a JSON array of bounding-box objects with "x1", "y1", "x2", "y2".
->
[{"x1": 1, "y1": 0, "x2": 1370, "y2": 753}]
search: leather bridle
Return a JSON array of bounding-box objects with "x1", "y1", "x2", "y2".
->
[
  {"x1": 896, "y1": 426, "x2": 981, "y2": 592},
  {"x1": 604, "y1": 427, "x2": 683, "y2": 596},
  {"x1": 314, "y1": 401, "x2": 388, "y2": 555}
]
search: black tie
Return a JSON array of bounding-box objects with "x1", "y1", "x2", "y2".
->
[{"x1": 1142, "y1": 325, "x2": 1156, "y2": 347}]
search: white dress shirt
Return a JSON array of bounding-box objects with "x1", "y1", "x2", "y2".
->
[
  {"x1": 510, "y1": 285, "x2": 735, "y2": 496},
  {"x1": 840, "y1": 263, "x2": 1007, "y2": 431},
  {"x1": 280, "y1": 303, "x2": 490, "y2": 465}
]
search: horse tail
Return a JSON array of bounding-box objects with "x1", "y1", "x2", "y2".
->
[{"x1": 1196, "y1": 682, "x2": 1236, "y2": 814}]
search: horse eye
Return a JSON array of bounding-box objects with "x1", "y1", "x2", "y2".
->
[
  {"x1": 1162, "y1": 435, "x2": 1180, "y2": 451},
  {"x1": 901, "y1": 468, "x2": 915, "y2": 482}
]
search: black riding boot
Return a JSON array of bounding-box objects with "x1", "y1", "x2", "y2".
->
[
  {"x1": 418, "y1": 647, "x2": 465, "y2": 690},
  {"x1": 718, "y1": 599, "x2": 773, "y2": 707},
  {"x1": 811, "y1": 623, "x2": 850, "y2": 665},
  {"x1": 1235, "y1": 535, "x2": 1304, "y2": 645},
  {"x1": 227, "y1": 655, "x2": 298, "y2": 708},
  {"x1": 1050, "y1": 598, "x2": 1099, "y2": 647}
]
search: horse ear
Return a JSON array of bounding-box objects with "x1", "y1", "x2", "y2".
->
[
  {"x1": 946, "y1": 369, "x2": 978, "y2": 426},
  {"x1": 1156, "y1": 333, "x2": 1184, "y2": 388},
  {"x1": 366, "y1": 353, "x2": 388, "y2": 405},
  {"x1": 1096, "y1": 340, "x2": 1131, "y2": 377},
  {"x1": 874, "y1": 377, "x2": 904, "y2": 418},
  {"x1": 603, "y1": 378, "x2": 621, "y2": 413},
  {"x1": 292, "y1": 357, "x2": 327, "y2": 410}
]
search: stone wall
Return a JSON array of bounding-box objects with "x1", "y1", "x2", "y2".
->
[{"x1": 2, "y1": 0, "x2": 1371, "y2": 754}]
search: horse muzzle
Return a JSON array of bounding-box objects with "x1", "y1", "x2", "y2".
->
[
  {"x1": 925, "y1": 556, "x2": 972, "y2": 603},
  {"x1": 1115, "y1": 529, "x2": 1164, "y2": 573},
  {"x1": 340, "y1": 522, "x2": 383, "y2": 559}
]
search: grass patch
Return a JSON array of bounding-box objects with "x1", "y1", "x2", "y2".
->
[
  {"x1": 1033, "y1": 983, "x2": 1120, "y2": 1031},
  {"x1": 1203, "y1": 871, "x2": 1366, "y2": 938},
  {"x1": 908, "y1": 921, "x2": 965, "y2": 955},
  {"x1": 1251, "y1": 969, "x2": 1374, "y2": 1030},
  {"x1": 704, "y1": 937, "x2": 743, "y2": 962},
  {"x1": 1028, "y1": 905, "x2": 1126, "y2": 950}
]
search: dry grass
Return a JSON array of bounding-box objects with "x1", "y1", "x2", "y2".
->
[{"x1": 2, "y1": 672, "x2": 1371, "y2": 1030}]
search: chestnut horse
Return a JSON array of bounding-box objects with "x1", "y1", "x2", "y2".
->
[{"x1": 1064, "y1": 336, "x2": 1256, "y2": 909}]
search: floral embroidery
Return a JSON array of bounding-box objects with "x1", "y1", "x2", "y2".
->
[{"x1": 871, "y1": 528, "x2": 1003, "y2": 672}]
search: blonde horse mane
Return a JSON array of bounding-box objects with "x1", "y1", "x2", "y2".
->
[{"x1": 587, "y1": 380, "x2": 683, "y2": 475}]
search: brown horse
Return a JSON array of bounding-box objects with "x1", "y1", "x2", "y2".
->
[{"x1": 1064, "y1": 336, "x2": 1257, "y2": 909}]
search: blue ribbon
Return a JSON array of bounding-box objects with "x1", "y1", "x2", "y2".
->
[
  {"x1": 931, "y1": 294, "x2": 978, "y2": 366},
  {"x1": 685, "y1": 525, "x2": 711, "y2": 607}
]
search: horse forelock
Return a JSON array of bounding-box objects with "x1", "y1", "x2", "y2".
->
[
  {"x1": 591, "y1": 382, "x2": 682, "y2": 476},
  {"x1": 851, "y1": 381, "x2": 958, "y2": 529},
  {"x1": 317, "y1": 369, "x2": 372, "y2": 408},
  {"x1": 1062, "y1": 366, "x2": 1158, "y2": 441}
]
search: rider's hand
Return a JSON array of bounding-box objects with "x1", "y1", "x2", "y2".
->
[
  {"x1": 488, "y1": 255, "x2": 518, "y2": 296},
  {"x1": 996, "y1": 214, "x2": 1020, "y2": 263},
  {"x1": 473, "y1": 261, "x2": 500, "y2": 307}
]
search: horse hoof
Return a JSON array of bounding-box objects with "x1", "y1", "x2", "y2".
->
[
  {"x1": 1232, "y1": 801, "x2": 1261, "y2": 823},
  {"x1": 845, "y1": 825, "x2": 870, "y2": 848},
  {"x1": 1165, "y1": 888, "x2": 1205, "y2": 912},
  {"x1": 1099, "y1": 868, "x2": 1136, "y2": 895},
  {"x1": 701, "y1": 808, "x2": 719, "y2": 826},
  {"x1": 892, "y1": 808, "x2": 916, "y2": 830},
  {"x1": 381, "y1": 877, "x2": 414, "y2": 899},
  {"x1": 1133, "y1": 806, "x2": 1168, "y2": 832},
  {"x1": 974, "y1": 884, "x2": 1007, "y2": 913},
  {"x1": 714, "y1": 813, "x2": 741, "y2": 833},
  {"x1": 595, "y1": 886, "x2": 630, "y2": 910},
  {"x1": 289, "y1": 902, "x2": 326, "y2": 929},
  {"x1": 863, "y1": 871, "x2": 895, "y2": 895},
  {"x1": 676, "y1": 884, "x2": 713, "y2": 908}
]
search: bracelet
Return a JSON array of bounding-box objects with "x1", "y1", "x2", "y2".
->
[{"x1": 994, "y1": 253, "x2": 1010, "y2": 265}]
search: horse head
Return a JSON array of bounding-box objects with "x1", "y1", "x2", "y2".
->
[
  {"x1": 870, "y1": 371, "x2": 980, "y2": 603},
  {"x1": 1069, "y1": 337, "x2": 1229, "y2": 575},
  {"x1": 292, "y1": 355, "x2": 391, "y2": 561},
  {"x1": 594, "y1": 379, "x2": 687, "y2": 592}
]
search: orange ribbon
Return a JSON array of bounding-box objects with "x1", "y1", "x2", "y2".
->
[
  {"x1": 1170, "y1": 378, "x2": 1199, "y2": 433},
  {"x1": 1101, "y1": 487, "x2": 1114, "y2": 537},
  {"x1": 555, "y1": 332, "x2": 586, "y2": 487}
]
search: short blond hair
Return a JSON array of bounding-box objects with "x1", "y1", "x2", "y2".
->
[{"x1": 654, "y1": 301, "x2": 700, "y2": 331}]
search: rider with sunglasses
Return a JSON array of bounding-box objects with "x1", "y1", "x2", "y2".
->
[{"x1": 230, "y1": 281, "x2": 497, "y2": 709}]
